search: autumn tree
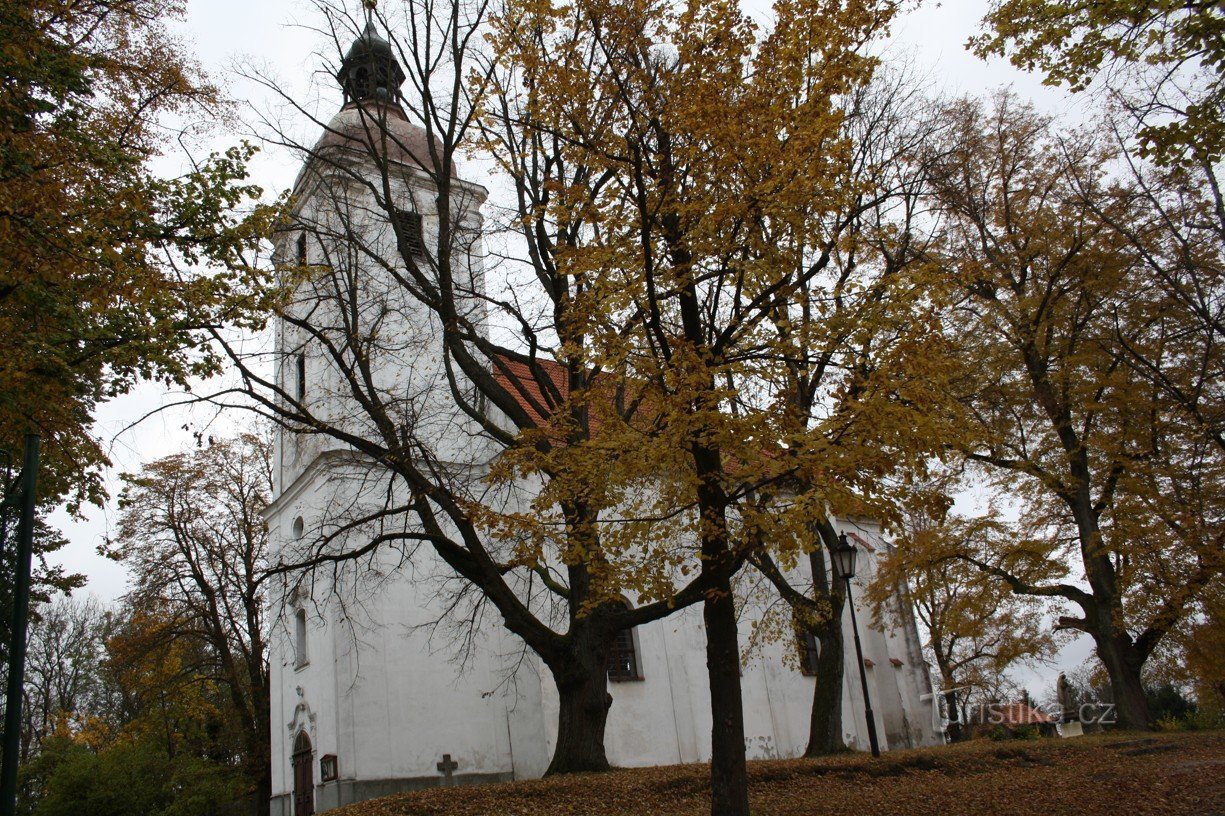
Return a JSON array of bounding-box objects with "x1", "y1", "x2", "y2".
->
[
  {"x1": 921, "y1": 91, "x2": 1222, "y2": 729},
  {"x1": 0, "y1": 0, "x2": 274, "y2": 515},
  {"x1": 14, "y1": 596, "x2": 112, "y2": 762},
  {"x1": 742, "y1": 66, "x2": 956, "y2": 756},
  {"x1": 213, "y1": 2, "x2": 915, "y2": 810},
  {"x1": 973, "y1": 0, "x2": 1225, "y2": 167},
  {"x1": 871, "y1": 512, "x2": 1055, "y2": 740},
  {"x1": 20, "y1": 611, "x2": 249, "y2": 816},
  {"x1": 489, "y1": 0, "x2": 929, "y2": 807},
  {"x1": 220, "y1": 1, "x2": 734, "y2": 780},
  {"x1": 1073, "y1": 137, "x2": 1224, "y2": 522},
  {"x1": 106, "y1": 435, "x2": 273, "y2": 815},
  {"x1": 1181, "y1": 589, "x2": 1225, "y2": 709}
]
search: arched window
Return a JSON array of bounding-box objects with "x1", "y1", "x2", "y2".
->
[
  {"x1": 607, "y1": 602, "x2": 643, "y2": 682},
  {"x1": 294, "y1": 608, "x2": 308, "y2": 668},
  {"x1": 296, "y1": 232, "x2": 308, "y2": 266},
  {"x1": 292, "y1": 516, "x2": 305, "y2": 539}
]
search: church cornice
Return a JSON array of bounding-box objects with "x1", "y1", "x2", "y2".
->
[
  {"x1": 262, "y1": 448, "x2": 373, "y2": 522},
  {"x1": 263, "y1": 445, "x2": 496, "y2": 522}
]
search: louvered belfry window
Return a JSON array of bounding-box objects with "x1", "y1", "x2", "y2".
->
[{"x1": 395, "y1": 209, "x2": 425, "y2": 256}]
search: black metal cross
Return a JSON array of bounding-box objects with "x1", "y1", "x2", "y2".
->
[{"x1": 436, "y1": 753, "x2": 458, "y2": 786}]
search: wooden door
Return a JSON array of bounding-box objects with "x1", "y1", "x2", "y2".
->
[{"x1": 292, "y1": 731, "x2": 314, "y2": 816}]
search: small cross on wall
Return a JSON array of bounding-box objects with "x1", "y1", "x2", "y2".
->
[{"x1": 436, "y1": 753, "x2": 459, "y2": 786}]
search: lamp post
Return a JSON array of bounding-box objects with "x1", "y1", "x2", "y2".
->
[{"x1": 831, "y1": 532, "x2": 881, "y2": 758}]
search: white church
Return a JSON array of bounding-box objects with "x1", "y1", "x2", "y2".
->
[{"x1": 264, "y1": 22, "x2": 942, "y2": 816}]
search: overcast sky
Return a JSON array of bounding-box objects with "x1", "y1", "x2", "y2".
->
[{"x1": 48, "y1": 0, "x2": 1093, "y2": 700}]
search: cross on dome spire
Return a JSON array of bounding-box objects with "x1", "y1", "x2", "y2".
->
[{"x1": 335, "y1": 16, "x2": 406, "y2": 106}]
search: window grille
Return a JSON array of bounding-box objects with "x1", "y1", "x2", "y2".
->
[{"x1": 607, "y1": 624, "x2": 641, "y2": 681}]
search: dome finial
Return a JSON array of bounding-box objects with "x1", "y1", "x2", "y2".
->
[{"x1": 335, "y1": 13, "x2": 405, "y2": 106}]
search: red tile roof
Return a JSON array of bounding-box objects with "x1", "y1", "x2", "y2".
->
[
  {"x1": 489, "y1": 352, "x2": 569, "y2": 427},
  {"x1": 846, "y1": 531, "x2": 876, "y2": 552}
]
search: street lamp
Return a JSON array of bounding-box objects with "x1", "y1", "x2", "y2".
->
[{"x1": 832, "y1": 532, "x2": 881, "y2": 757}]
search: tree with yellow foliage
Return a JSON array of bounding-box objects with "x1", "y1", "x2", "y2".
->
[
  {"x1": 740, "y1": 67, "x2": 959, "y2": 756},
  {"x1": 973, "y1": 0, "x2": 1225, "y2": 167},
  {"x1": 108, "y1": 435, "x2": 273, "y2": 814},
  {"x1": 920, "y1": 91, "x2": 1223, "y2": 730},
  {"x1": 0, "y1": 0, "x2": 274, "y2": 513},
  {"x1": 490, "y1": 0, "x2": 919, "y2": 807},
  {"x1": 870, "y1": 510, "x2": 1056, "y2": 740}
]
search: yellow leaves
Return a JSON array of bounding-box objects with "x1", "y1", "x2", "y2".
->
[
  {"x1": 0, "y1": 2, "x2": 273, "y2": 509},
  {"x1": 331, "y1": 733, "x2": 1225, "y2": 816}
]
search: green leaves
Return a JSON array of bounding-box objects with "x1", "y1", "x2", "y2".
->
[
  {"x1": 974, "y1": 0, "x2": 1225, "y2": 165},
  {"x1": 0, "y1": 2, "x2": 276, "y2": 511}
]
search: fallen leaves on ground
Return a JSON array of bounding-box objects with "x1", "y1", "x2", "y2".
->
[{"x1": 333, "y1": 731, "x2": 1224, "y2": 816}]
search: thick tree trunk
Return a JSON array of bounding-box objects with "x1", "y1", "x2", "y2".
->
[
  {"x1": 253, "y1": 751, "x2": 272, "y2": 816},
  {"x1": 545, "y1": 637, "x2": 614, "y2": 775},
  {"x1": 805, "y1": 613, "x2": 845, "y2": 756},
  {"x1": 942, "y1": 688, "x2": 963, "y2": 742},
  {"x1": 705, "y1": 576, "x2": 749, "y2": 816},
  {"x1": 1095, "y1": 632, "x2": 1152, "y2": 730},
  {"x1": 1070, "y1": 494, "x2": 1153, "y2": 732},
  {"x1": 804, "y1": 543, "x2": 845, "y2": 756}
]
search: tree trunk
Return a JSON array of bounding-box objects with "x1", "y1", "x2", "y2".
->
[
  {"x1": 253, "y1": 751, "x2": 272, "y2": 816},
  {"x1": 931, "y1": 650, "x2": 963, "y2": 742},
  {"x1": 705, "y1": 576, "x2": 749, "y2": 816},
  {"x1": 1070, "y1": 494, "x2": 1153, "y2": 732},
  {"x1": 545, "y1": 638, "x2": 614, "y2": 775},
  {"x1": 252, "y1": 687, "x2": 272, "y2": 816},
  {"x1": 804, "y1": 545, "x2": 845, "y2": 757},
  {"x1": 805, "y1": 612, "x2": 845, "y2": 756},
  {"x1": 942, "y1": 688, "x2": 963, "y2": 742},
  {"x1": 1095, "y1": 632, "x2": 1152, "y2": 731}
]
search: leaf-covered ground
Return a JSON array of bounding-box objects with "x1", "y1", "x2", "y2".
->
[{"x1": 333, "y1": 731, "x2": 1224, "y2": 816}]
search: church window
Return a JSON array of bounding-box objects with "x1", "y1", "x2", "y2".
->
[
  {"x1": 296, "y1": 232, "x2": 308, "y2": 266},
  {"x1": 799, "y1": 630, "x2": 820, "y2": 676},
  {"x1": 294, "y1": 608, "x2": 309, "y2": 668},
  {"x1": 296, "y1": 352, "x2": 307, "y2": 401},
  {"x1": 292, "y1": 516, "x2": 305, "y2": 539},
  {"x1": 607, "y1": 605, "x2": 642, "y2": 682},
  {"x1": 395, "y1": 209, "x2": 425, "y2": 256}
]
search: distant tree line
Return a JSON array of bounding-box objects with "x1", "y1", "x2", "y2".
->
[{"x1": 2, "y1": 436, "x2": 271, "y2": 816}]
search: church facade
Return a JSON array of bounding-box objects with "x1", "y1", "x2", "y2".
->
[{"x1": 265, "y1": 25, "x2": 942, "y2": 816}]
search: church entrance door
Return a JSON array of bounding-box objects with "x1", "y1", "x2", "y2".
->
[{"x1": 292, "y1": 731, "x2": 314, "y2": 816}]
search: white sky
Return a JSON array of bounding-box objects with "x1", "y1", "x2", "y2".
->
[{"x1": 48, "y1": 0, "x2": 1093, "y2": 700}]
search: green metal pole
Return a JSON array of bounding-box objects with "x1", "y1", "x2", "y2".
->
[{"x1": 0, "y1": 435, "x2": 39, "y2": 816}]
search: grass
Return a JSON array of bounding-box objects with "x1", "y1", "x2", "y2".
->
[{"x1": 334, "y1": 730, "x2": 1224, "y2": 816}]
